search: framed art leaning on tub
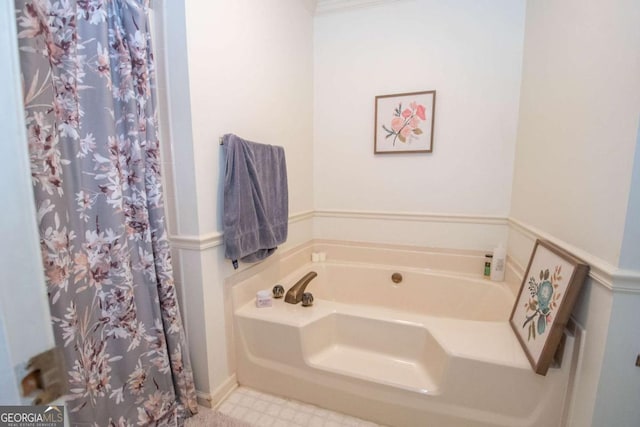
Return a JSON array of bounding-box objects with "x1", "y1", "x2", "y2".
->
[
  {"x1": 510, "y1": 239, "x2": 589, "y2": 375},
  {"x1": 374, "y1": 90, "x2": 436, "y2": 154}
]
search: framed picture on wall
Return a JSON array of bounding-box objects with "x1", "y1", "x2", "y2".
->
[
  {"x1": 374, "y1": 90, "x2": 436, "y2": 154},
  {"x1": 509, "y1": 239, "x2": 589, "y2": 375}
]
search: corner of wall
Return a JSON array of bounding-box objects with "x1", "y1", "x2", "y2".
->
[{"x1": 618, "y1": 123, "x2": 640, "y2": 271}]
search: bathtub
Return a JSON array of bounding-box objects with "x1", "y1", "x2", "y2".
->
[{"x1": 231, "y1": 243, "x2": 576, "y2": 427}]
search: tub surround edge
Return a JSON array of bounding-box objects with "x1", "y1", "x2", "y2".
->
[
  {"x1": 230, "y1": 242, "x2": 578, "y2": 427},
  {"x1": 227, "y1": 239, "x2": 518, "y2": 312}
]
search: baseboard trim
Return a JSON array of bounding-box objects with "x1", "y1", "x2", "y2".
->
[
  {"x1": 195, "y1": 374, "x2": 238, "y2": 409},
  {"x1": 195, "y1": 390, "x2": 213, "y2": 409},
  {"x1": 211, "y1": 374, "x2": 239, "y2": 409}
]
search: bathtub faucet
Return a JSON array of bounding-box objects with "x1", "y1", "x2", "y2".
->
[{"x1": 285, "y1": 271, "x2": 318, "y2": 304}]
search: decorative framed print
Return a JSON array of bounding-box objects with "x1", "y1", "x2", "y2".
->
[
  {"x1": 374, "y1": 90, "x2": 436, "y2": 154},
  {"x1": 510, "y1": 239, "x2": 589, "y2": 375}
]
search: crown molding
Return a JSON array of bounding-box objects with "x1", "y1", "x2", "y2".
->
[
  {"x1": 315, "y1": 0, "x2": 401, "y2": 15},
  {"x1": 300, "y1": 0, "x2": 318, "y2": 14}
]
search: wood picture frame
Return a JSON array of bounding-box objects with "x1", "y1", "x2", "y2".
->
[
  {"x1": 374, "y1": 90, "x2": 436, "y2": 154},
  {"x1": 509, "y1": 239, "x2": 589, "y2": 375}
]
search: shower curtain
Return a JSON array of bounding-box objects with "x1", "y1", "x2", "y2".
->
[{"x1": 15, "y1": 0, "x2": 198, "y2": 424}]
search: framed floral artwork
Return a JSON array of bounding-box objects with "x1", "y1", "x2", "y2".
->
[
  {"x1": 510, "y1": 239, "x2": 589, "y2": 375},
  {"x1": 374, "y1": 90, "x2": 436, "y2": 154}
]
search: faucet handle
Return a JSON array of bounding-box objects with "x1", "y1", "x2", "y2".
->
[
  {"x1": 302, "y1": 292, "x2": 314, "y2": 307},
  {"x1": 272, "y1": 284, "x2": 285, "y2": 298}
]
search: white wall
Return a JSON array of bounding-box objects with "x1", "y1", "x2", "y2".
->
[
  {"x1": 0, "y1": 0, "x2": 55, "y2": 404},
  {"x1": 618, "y1": 126, "x2": 640, "y2": 271},
  {"x1": 511, "y1": 0, "x2": 640, "y2": 267},
  {"x1": 314, "y1": 0, "x2": 525, "y2": 215},
  {"x1": 592, "y1": 291, "x2": 640, "y2": 427},
  {"x1": 158, "y1": 0, "x2": 315, "y2": 403},
  {"x1": 185, "y1": 1, "x2": 314, "y2": 234},
  {"x1": 592, "y1": 126, "x2": 640, "y2": 427},
  {"x1": 0, "y1": 1, "x2": 634, "y2": 423},
  {"x1": 313, "y1": 0, "x2": 525, "y2": 250},
  {"x1": 159, "y1": 0, "x2": 640, "y2": 421},
  {"x1": 510, "y1": 0, "x2": 640, "y2": 425}
]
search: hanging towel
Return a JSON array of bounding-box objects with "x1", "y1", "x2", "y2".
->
[{"x1": 223, "y1": 134, "x2": 288, "y2": 268}]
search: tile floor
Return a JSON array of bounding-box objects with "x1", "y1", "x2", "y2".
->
[{"x1": 217, "y1": 386, "x2": 382, "y2": 427}]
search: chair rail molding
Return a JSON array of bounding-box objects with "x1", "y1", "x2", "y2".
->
[
  {"x1": 508, "y1": 217, "x2": 640, "y2": 294},
  {"x1": 169, "y1": 210, "x2": 314, "y2": 251},
  {"x1": 315, "y1": 209, "x2": 507, "y2": 225}
]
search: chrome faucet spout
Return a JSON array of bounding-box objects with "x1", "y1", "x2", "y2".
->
[{"x1": 285, "y1": 271, "x2": 318, "y2": 304}]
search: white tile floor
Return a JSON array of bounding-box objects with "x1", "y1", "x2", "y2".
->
[{"x1": 217, "y1": 386, "x2": 382, "y2": 427}]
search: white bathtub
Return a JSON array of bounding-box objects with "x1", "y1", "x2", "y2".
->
[{"x1": 231, "y1": 244, "x2": 576, "y2": 427}]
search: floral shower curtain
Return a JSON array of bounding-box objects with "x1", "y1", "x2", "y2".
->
[{"x1": 15, "y1": 0, "x2": 198, "y2": 424}]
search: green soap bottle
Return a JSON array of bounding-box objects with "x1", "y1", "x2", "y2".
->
[{"x1": 484, "y1": 254, "x2": 493, "y2": 277}]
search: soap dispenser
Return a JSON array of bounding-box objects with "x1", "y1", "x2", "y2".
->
[{"x1": 490, "y1": 243, "x2": 506, "y2": 282}]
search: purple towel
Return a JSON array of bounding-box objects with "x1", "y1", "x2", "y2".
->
[{"x1": 222, "y1": 134, "x2": 288, "y2": 267}]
